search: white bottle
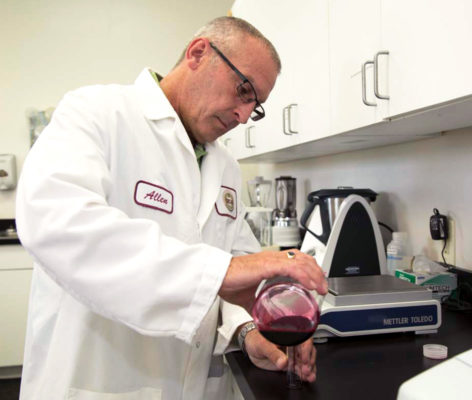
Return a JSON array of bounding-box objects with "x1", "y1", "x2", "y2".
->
[{"x1": 386, "y1": 232, "x2": 411, "y2": 276}]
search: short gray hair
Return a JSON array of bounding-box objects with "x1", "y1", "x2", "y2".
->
[{"x1": 174, "y1": 16, "x2": 281, "y2": 73}]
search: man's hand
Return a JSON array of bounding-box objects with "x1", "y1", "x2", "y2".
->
[
  {"x1": 244, "y1": 329, "x2": 317, "y2": 382},
  {"x1": 218, "y1": 249, "x2": 327, "y2": 312}
]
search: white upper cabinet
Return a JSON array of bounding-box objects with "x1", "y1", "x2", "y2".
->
[
  {"x1": 227, "y1": 0, "x2": 472, "y2": 162},
  {"x1": 328, "y1": 0, "x2": 387, "y2": 134},
  {"x1": 231, "y1": 0, "x2": 331, "y2": 157},
  {"x1": 280, "y1": 0, "x2": 331, "y2": 145},
  {"x1": 381, "y1": 0, "x2": 472, "y2": 118},
  {"x1": 223, "y1": 123, "x2": 263, "y2": 159},
  {"x1": 330, "y1": 0, "x2": 472, "y2": 131}
]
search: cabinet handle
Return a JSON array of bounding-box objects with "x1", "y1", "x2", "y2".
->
[
  {"x1": 362, "y1": 60, "x2": 377, "y2": 107},
  {"x1": 283, "y1": 105, "x2": 298, "y2": 134},
  {"x1": 374, "y1": 50, "x2": 390, "y2": 100},
  {"x1": 287, "y1": 103, "x2": 298, "y2": 134},
  {"x1": 282, "y1": 106, "x2": 291, "y2": 135},
  {"x1": 245, "y1": 126, "x2": 255, "y2": 148}
]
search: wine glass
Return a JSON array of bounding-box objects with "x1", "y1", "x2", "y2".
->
[{"x1": 252, "y1": 279, "x2": 324, "y2": 388}]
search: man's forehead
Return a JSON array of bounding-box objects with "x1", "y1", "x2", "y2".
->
[{"x1": 233, "y1": 40, "x2": 277, "y2": 92}]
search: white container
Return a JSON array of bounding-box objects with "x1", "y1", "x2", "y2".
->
[
  {"x1": 386, "y1": 232, "x2": 411, "y2": 275},
  {"x1": 245, "y1": 207, "x2": 273, "y2": 247}
]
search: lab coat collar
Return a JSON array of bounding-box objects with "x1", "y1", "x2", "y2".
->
[
  {"x1": 134, "y1": 68, "x2": 176, "y2": 121},
  {"x1": 134, "y1": 68, "x2": 195, "y2": 155}
]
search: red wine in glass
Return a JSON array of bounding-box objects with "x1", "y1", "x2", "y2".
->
[
  {"x1": 252, "y1": 278, "x2": 324, "y2": 389},
  {"x1": 258, "y1": 313, "x2": 320, "y2": 346}
]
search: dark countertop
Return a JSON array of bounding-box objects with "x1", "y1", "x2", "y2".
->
[
  {"x1": 0, "y1": 219, "x2": 20, "y2": 245},
  {"x1": 0, "y1": 237, "x2": 21, "y2": 245},
  {"x1": 226, "y1": 308, "x2": 472, "y2": 400}
]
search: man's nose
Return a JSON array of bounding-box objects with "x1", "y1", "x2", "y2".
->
[{"x1": 234, "y1": 102, "x2": 254, "y2": 124}]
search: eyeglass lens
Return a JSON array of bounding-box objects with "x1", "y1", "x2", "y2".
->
[{"x1": 237, "y1": 82, "x2": 265, "y2": 121}]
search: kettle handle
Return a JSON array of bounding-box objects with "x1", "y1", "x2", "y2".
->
[{"x1": 300, "y1": 196, "x2": 330, "y2": 245}]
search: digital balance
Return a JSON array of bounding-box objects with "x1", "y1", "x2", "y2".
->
[{"x1": 299, "y1": 188, "x2": 441, "y2": 341}]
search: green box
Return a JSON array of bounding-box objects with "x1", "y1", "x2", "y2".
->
[{"x1": 395, "y1": 269, "x2": 457, "y2": 300}]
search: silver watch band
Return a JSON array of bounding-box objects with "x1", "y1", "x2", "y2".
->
[{"x1": 237, "y1": 321, "x2": 257, "y2": 355}]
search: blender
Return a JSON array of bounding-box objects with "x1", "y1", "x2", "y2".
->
[
  {"x1": 245, "y1": 176, "x2": 273, "y2": 247},
  {"x1": 272, "y1": 176, "x2": 300, "y2": 249}
]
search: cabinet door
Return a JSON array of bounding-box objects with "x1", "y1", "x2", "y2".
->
[
  {"x1": 382, "y1": 0, "x2": 472, "y2": 118},
  {"x1": 220, "y1": 131, "x2": 233, "y2": 158},
  {"x1": 286, "y1": 0, "x2": 331, "y2": 145},
  {"x1": 222, "y1": 123, "x2": 262, "y2": 160},
  {"x1": 329, "y1": 0, "x2": 386, "y2": 134},
  {"x1": 231, "y1": 0, "x2": 299, "y2": 154},
  {"x1": 0, "y1": 269, "x2": 32, "y2": 366},
  {"x1": 252, "y1": 0, "x2": 331, "y2": 149}
]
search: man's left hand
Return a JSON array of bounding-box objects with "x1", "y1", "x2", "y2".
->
[{"x1": 243, "y1": 329, "x2": 317, "y2": 382}]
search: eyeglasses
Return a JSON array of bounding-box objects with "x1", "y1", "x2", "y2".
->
[{"x1": 209, "y1": 42, "x2": 265, "y2": 121}]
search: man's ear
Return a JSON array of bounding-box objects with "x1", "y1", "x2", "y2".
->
[{"x1": 185, "y1": 38, "x2": 210, "y2": 70}]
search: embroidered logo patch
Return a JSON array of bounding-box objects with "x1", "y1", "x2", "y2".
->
[
  {"x1": 215, "y1": 186, "x2": 237, "y2": 219},
  {"x1": 224, "y1": 191, "x2": 235, "y2": 212},
  {"x1": 134, "y1": 180, "x2": 173, "y2": 214}
]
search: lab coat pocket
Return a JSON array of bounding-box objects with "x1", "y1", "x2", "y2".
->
[{"x1": 67, "y1": 387, "x2": 162, "y2": 400}]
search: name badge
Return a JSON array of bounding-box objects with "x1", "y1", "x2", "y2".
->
[
  {"x1": 215, "y1": 186, "x2": 237, "y2": 220},
  {"x1": 134, "y1": 180, "x2": 173, "y2": 214}
]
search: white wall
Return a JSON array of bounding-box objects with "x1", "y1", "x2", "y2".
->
[
  {"x1": 0, "y1": 0, "x2": 233, "y2": 217},
  {"x1": 2, "y1": 1, "x2": 470, "y2": 271},
  {"x1": 240, "y1": 128, "x2": 472, "y2": 271}
]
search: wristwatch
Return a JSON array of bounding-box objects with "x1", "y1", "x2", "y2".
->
[{"x1": 237, "y1": 321, "x2": 257, "y2": 355}]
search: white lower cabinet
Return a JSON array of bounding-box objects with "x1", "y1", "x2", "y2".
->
[
  {"x1": 0, "y1": 270, "x2": 32, "y2": 367},
  {"x1": 0, "y1": 245, "x2": 33, "y2": 371}
]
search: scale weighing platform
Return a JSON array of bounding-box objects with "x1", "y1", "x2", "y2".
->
[{"x1": 314, "y1": 275, "x2": 441, "y2": 342}]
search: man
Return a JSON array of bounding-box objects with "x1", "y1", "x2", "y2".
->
[{"x1": 16, "y1": 16, "x2": 327, "y2": 399}]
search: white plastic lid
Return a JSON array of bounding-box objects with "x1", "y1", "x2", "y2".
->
[
  {"x1": 392, "y1": 232, "x2": 408, "y2": 241},
  {"x1": 248, "y1": 176, "x2": 271, "y2": 185},
  {"x1": 423, "y1": 344, "x2": 448, "y2": 359}
]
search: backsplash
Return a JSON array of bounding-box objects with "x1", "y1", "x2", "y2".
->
[{"x1": 241, "y1": 127, "x2": 472, "y2": 271}]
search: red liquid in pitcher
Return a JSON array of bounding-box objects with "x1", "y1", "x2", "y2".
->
[{"x1": 259, "y1": 312, "x2": 320, "y2": 346}]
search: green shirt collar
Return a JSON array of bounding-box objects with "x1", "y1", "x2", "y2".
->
[
  {"x1": 194, "y1": 143, "x2": 207, "y2": 168},
  {"x1": 150, "y1": 70, "x2": 163, "y2": 84}
]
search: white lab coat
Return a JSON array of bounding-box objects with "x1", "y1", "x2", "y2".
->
[{"x1": 16, "y1": 69, "x2": 260, "y2": 400}]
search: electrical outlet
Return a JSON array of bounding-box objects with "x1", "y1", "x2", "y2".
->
[{"x1": 444, "y1": 219, "x2": 456, "y2": 265}]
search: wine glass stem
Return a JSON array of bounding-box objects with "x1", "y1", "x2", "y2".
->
[{"x1": 286, "y1": 346, "x2": 302, "y2": 389}]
